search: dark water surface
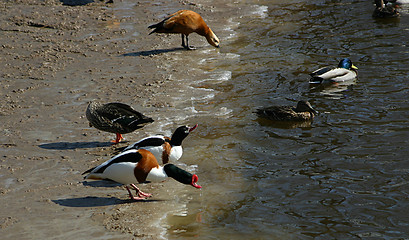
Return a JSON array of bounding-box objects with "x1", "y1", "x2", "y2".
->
[
  {"x1": 113, "y1": 0, "x2": 409, "y2": 239},
  {"x1": 148, "y1": 0, "x2": 409, "y2": 239}
]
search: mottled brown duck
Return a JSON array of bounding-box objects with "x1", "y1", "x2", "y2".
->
[
  {"x1": 256, "y1": 101, "x2": 318, "y2": 121},
  {"x1": 86, "y1": 101, "x2": 154, "y2": 144}
]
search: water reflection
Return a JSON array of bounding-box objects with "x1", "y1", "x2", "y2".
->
[{"x1": 309, "y1": 79, "x2": 357, "y2": 99}]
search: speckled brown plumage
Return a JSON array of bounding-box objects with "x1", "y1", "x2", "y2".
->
[
  {"x1": 86, "y1": 101, "x2": 154, "y2": 143},
  {"x1": 256, "y1": 101, "x2": 318, "y2": 121}
]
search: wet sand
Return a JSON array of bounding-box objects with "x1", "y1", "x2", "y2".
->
[{"x1": 0, "y1": 0, "x2": 214, "y2": 238}]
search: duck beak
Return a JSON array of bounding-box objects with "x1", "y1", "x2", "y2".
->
[
  {"x1": 191, "y1": 174, "x2": 202, "y2": 189},
  {"x1": 351, "y1": 64, "x2": 358, "y2": 70},
  {"x1": 189, "y1": 124, "x2": 198, "y2": 132}
]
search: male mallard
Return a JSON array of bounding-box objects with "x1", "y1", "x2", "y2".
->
[
  {"x1": 309, "y1": 58, "x2": 358, "y2": 84},
  {"x1": 255, "y1": 101, "x2": 318, "y2": 121},
  {"x1": 373, "y1": 0, "x2": 400, "y2": 18},
  {"x1": 86, "y1": 101, "x2": 154, "y2": 144}
]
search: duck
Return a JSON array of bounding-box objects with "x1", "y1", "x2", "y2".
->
[
  {"x1": 255, "y1": 101, "x2": 318, "y2": 121},
  {"x1": 83, "y1": 149, "x2": 202, "y2": 200},
  {"x1": 309, "y1": 58, "x2": 358, "y2": 84},
  {"x1": 121, "y1": 124, "x2": 198, "y2": 165},
  {"x1": 373, "y1": 0, "x2": 400, "y2": 18},
  {"x1": 148, "y1": 9, "x2": 220, "y2": 50},
  {"x1": 86, "y1": 101, "x2": 154, "y2": 144}
]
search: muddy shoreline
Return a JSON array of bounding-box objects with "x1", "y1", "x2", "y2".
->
[{"x1": 0, "y1": 0, "x2": 215, "y2": 238}]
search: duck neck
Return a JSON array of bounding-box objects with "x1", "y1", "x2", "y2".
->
[
  {"x1": 170, "y1": 133, "x2": 186, "y2": 146},
  {"x1": 196, "y1": 24, "x2": 210, "y2": 37},
  {"x1": 163, "y1": 164, "x2": 193, "y2": 185}
]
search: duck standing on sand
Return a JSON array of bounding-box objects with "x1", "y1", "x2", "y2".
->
[
  {"x1": 148, "y1": 10, "x2": 220, "y2": 50},
  {"x1": 256, "y1": 101, "x2": 318, "y2": 121},
  {"x1": 309, "y1": 58, "x2": 358, "y2": 84},
  {"x1": 86, "y1": 101, "x2": 154, "y2": 144},
  {"x1": 373, "y1": 0, "x2": 400, "y2": 18},
  {"x1": 122, "y1": 124, "x2": 198, "y2": 165},
  {"x1": 83, "y1": 149, "x2": 202, "y2": 200}
]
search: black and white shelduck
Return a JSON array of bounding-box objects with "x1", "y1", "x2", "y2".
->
[
  {"x1": 122, "y1": 124, "x2": 198, "y2": 165},
  {"x1": 83, "y1": 149, "x2": 202, "y2": 200}
]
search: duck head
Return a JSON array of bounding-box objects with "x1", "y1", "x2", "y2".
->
[
  {"x1": 338, "y1": 58, "x2": 358, "y2": 70},
  {"x1": 296, "y1": 101, "x2": 319, "y2": 116},
  {"x1": 164, "y1": 164, "x2": 202, "y2": 189},
  {"x1": 205, "y1": 29, "x2": 220, "y2": 48},
  {"x1": 170, "y1": 124, "x2": 198, "y2": 146}
]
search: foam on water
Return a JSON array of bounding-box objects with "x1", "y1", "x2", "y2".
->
[{"x1": 250, "y1": 5, "x2": 269, "y2": 18}]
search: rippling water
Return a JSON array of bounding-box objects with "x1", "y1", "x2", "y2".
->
[{"x1": 119, "y1": 0, "x2": 409, "y2": 238}]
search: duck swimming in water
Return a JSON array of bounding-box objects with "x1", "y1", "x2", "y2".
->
[
  {"x1": 86, "y1": 101, "x2": 154, "y2": 144},
  {"x1": 256, "y1": 101, "x2": 318, "y2": 121},
  {"x1": 373, "y1": 0, "x2": 400, "y2": 18},
  {"x1": 309, "y1": 58, "x2": 358, "y2": 84},
  {"x1": 148, "y1": 10, "x2": 220, "y2": 50}
]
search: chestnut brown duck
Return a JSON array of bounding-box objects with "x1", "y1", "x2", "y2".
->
[
  {"x1": 86, "y1": 101, "x2": 154, "y2": 144},
  {"x1": 148, "y1": 9, "x2": 220, "y2": 50}
]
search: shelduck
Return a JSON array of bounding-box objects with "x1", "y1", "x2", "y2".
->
[
  {"x1": 148, "y1": 10, "x2": 220, "y2": 50},
  {"x1": 83, "y1": 149, "x2": 201, "y2": 200},
  {"x1": 122, "y1": 124, "x2": 198, "y2": 165}
]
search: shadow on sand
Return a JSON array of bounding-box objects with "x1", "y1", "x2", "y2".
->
[
  {"x1": 60, "y1": 0, "x2": 94, "y2": 6},
  {"x1": 52, "y1": 196, "x2": 132, "y2": 207},
  {"x1": 121, "y1": 47, "x2": 184, "y2": 57},
  {"x1": 38, "y1": 141, "x2": 112, "y2": 150},
  {"x1": 52, "y1": 196, "x2": 159, "y2": 207},
  {"x1": 53, "y1": 180, "x2": 161, "y2": 207}
]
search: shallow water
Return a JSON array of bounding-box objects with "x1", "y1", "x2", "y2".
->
[{"x1": 113, "y1": 0, "x2": 409, "y2": 239}]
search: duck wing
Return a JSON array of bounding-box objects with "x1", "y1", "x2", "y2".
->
[
  {"x1": 310, "y1": 67, "x2": 354, "y2": 83},
  {"x1": 148, "y1": 12, "x2": 178, "y2": 34},
  {"x1": 256, "y1": 106, "x2": 295, "y2": 121},
  {"x1": 83, "y1": 149, "x2": 143, "y2": 175},
  {"x1": 99, "y1": 103, "x2": 154, "y2": 133},
  {"x1": 310, "y1": 66, "x2": 332, "y2": 77},
  {"x1": 123, "y1": 135, "x2": 166, "y2": 151},
  {"x1": 317, "y1": 68, "x2": 354, "y2": 81}
]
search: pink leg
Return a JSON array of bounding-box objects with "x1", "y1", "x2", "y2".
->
[
  {"x1": 125, "y1": 186, "x2": 146, "y2": 200},
  {"x1": 130, "y1": 183, "x2": 152, "y2": 198}
]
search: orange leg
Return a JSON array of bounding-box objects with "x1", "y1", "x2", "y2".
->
[{"x1": 111, "y1": 133, "x2": 124, "y2": 144}]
